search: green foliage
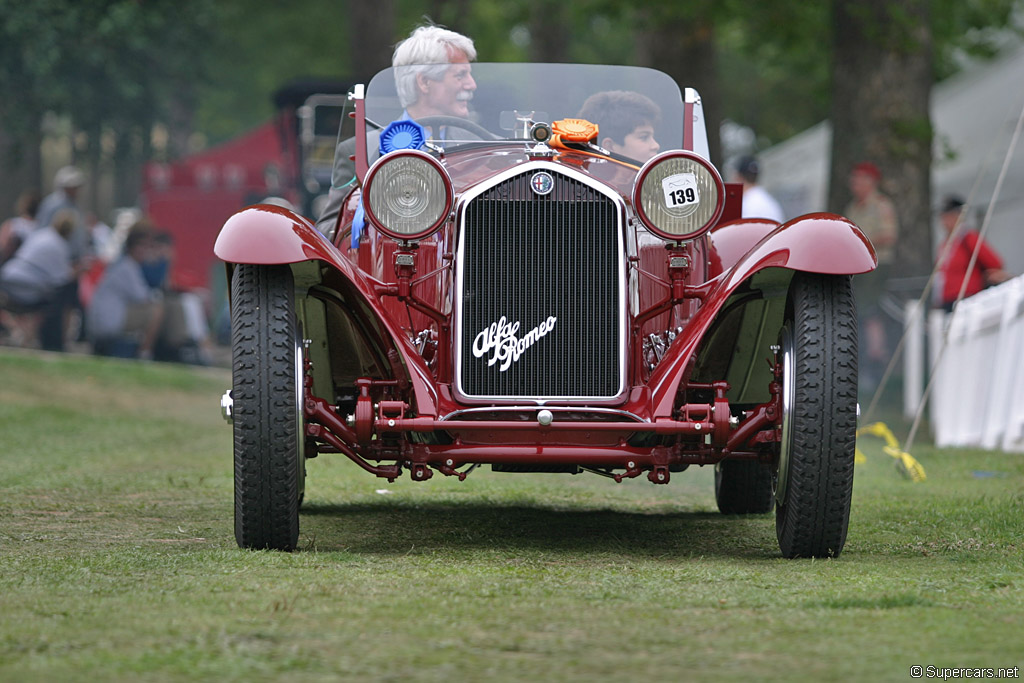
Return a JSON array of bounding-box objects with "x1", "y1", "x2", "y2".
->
[
  {"x1": 933, "y1": 0, "x2": 1023, "y2": 78},
  {"x1": 2, "y1": 0, "x2": 1021, "y2": 166},
  {"x1": 0, "y1": 0, "x2": 220, "y2": 133},
  {"x1": 889, "y1": 115, "x2": 936, "y2": 159},
  {"x1": 716, "y1": 3, "x2": 832, "y2": 146},
  {"x1": 195, "y1": 0, "x2": 350, "y2": 143},
  {"x1": 419, "y1": 0, "x2": 532, "y2": 62}
]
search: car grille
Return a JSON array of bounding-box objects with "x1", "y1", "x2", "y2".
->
[{"x1": 458, "y1": 167, "x2": 622, "y2": 399}]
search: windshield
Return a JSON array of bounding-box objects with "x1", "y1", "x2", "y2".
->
[{"x1": 358, "y1": 62, "x2": 694, "y2": 156}]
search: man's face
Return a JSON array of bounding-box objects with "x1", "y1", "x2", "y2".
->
[
  {"x1": 131, "y1": 238, "x2": 157, "y2": 263},
  {"x1": 608, "y1": 124, "x2": 659, "y2": 163},
  {"x1": 415, "y1": 49, "x2": 476, "y2": 118},
  {"x1": 940, "y1": 209, "x2": 960, "y2": 234},
  {"x1": 848, "y1": 170, "x2": 876, "y2": 201}
]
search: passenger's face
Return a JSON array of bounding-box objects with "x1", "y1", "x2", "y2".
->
[
  {"x1": 417, "y1": 49, "x2": 476, "y2": 118},
  {"x1": 607, "y1": 124, "x2": 659, "y2": 162}
]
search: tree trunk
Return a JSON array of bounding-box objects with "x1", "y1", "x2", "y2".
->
[
  {"x1": 167, "y1": 85, "x2": 196, "y2": 162},
  {"x1": 113, "y1": 127, "x2": 142, "y2": 209},
  {"x1": 348, "y1": 0, "x2": 395, "y2": 81},
  {"x1": 81, "y1": 122, "x2": 103, "y2": 217},
  {"x1": 0, "y1": 111, "x2": 43, "y2": 217},
  {"x1": 829, "y1": 0, "x2": 933, "y2": 278},
  {"x1": 635, "y1": 17, "x2": 722, "y2": 167},
  {"x1": 530, "y1": 4, "x2": 570, "y2": 63}
]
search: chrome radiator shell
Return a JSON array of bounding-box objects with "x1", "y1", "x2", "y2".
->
[{"x1": 453, "y1": 163, "x2": 627, "y2": 403}]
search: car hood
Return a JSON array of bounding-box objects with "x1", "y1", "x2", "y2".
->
[{"x1": 440, "y1": 144, "x2": 642, "y2": 198}]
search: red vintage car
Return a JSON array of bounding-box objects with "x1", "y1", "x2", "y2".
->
[{"x1": 215, "y1": 63, "x2": 875, "y2": 557}]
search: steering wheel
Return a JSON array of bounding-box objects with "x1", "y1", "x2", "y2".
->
[{"x1": 413, "y1": 115, "x2": 499, "y2": 141}]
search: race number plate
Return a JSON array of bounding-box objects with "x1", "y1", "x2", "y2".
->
[{"x1": 662, "y1": 173, "x2": 699, "y2": 210}]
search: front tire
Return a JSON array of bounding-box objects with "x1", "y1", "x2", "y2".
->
[
  {"x1": 231, "y1": 264, "x2": 304, "y2": 551},
  {"x1": 774, "y1": 273, "x2": 858, "y2": 558},
  {"x1": 715, "y1": 460, "x2": 774, "y2": 514}
]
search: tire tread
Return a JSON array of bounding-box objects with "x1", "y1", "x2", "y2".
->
[
  {"x1": 232, "y1": 264, "x2": 300, "y2": 551},
  {"x1": 715, "y1": 460, "x2": 774, "y2": 515},
  {"x1": 776, "y1": 273, "x2": 858, "y2": 558}
]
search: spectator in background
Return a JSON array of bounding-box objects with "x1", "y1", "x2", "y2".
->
[
  {"x1": 0, "y1": 209, "x2": 77, "y2": 346},
  {"x1": 937, "y1": 196, "x2": 1010, "y2": 311},
  {"x1": 0, "y1": 190, "x2": 40, "y2": 265},
  {"x1": 86, "y1": 221, "x2": 164, "y2": 359},
  {"x1": 36, "y1": 166, "x2": 85, "y2": 240},
  {"x1": 735, "y1": 155, "x2": 785, "y2": 223},
  {"x1": 141, "y1": 231, "x2": 174, "y2": 291},
  {"x1": 144, "y1": 231, "x2": 213, "y2": 365},
  {"x1": 86, "y1": 211, "x2": 113, "y2": 260},
  {"x1": 36, "y1": 167, "x2": 94, "y2": 351},
  {"x1": 845, "y1": 162, "x2": 898, "y2": 263},
  {"x1": 844, "y1": 161, "x2": 899, "y2": 392},
  {"x1": 578, "y1": 90, "x2": 662, "y2": 163}
]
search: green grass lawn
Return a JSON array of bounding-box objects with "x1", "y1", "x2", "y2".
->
[{"x1": 1, "y1": 350, "x2": 1022, "y2": 682}]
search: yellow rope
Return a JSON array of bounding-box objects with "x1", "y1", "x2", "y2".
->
[{"x1": 856, "y1": 422, "x2": 927, "y2": 482}]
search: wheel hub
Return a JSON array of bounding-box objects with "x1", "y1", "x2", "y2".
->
[
  {"x1": 220, "y1": 390, "x2": 234, "y2": 424},
  {"x1": 775, "y1": 326, "x2": 795, "y2": 505},
  {"x1": 294, "y1": 337, "x2": 307, "y2": 457}
]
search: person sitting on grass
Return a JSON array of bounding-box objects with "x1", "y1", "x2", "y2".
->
[
  {"x1": 0, "y1": 190, "x2": 41, "y2": 265},
  {"x1": 577, "y1": 90, "x2": 662, "y2": 163},
  {"x1": 0, "y1": 209, "x2": 77, "y2": 347},
  {"x1": 86, "y1": 221, "x2": 164, "y2": 360}
]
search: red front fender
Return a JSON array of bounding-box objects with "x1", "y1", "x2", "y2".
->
[
  {"x1": 215, "y1": 204, "x2": 441, "y2": 418},
  {"x1": 710, "y1": 212, "x2": 876, "y2": 280},
  {"x1": 646, "y1": 212, "x2": 876, "y2": 418},
  {"x1": 214, "y1": 204, "x2": 333, "y2": 265}
]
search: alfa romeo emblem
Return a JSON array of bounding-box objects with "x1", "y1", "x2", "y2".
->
[{"x1": 530, "y1": 171, "x2": 554, "y2": 196}]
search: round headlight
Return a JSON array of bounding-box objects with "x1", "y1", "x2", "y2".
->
[
  {"x1": 632, "y1": 151, "x2": 725, "y2": 241},
  {"x1": 363, "y1": 150, "x2": 453, "y2": 240}
]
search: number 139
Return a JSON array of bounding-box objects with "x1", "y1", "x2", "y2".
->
[{"x1": 670, "y1": 188, "x2": 696, "y2": 205}]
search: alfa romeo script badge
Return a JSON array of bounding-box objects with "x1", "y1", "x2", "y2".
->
[
  {"x1": 472, "y1": 315, "x2": 558, "y2": 372},
  {"x1": 530, "y1": 171, "x2": 554, "y2": 195}
]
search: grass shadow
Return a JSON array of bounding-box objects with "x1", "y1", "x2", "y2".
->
[{"x1": 299, "y1": 501, "x2": 779, "y2": 559}]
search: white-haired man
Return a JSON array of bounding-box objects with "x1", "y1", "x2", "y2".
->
[
  {"x1": 393, "y1": 26, "x2": 476, "y2": 119},
  {"x1": 316, "y1": 24, "x2": 476, "y2": 236}
]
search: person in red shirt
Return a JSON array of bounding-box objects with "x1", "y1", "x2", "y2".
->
[{"x1": 938, "y1": 196, "x2": 1010, "y2": 311}]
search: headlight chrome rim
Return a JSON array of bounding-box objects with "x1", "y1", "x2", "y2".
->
[
  {"x1": 363, "y1": 149, "x2": 453, "y2": 241},
  {"x1": 631, "y1": 150, "x2": 725, "y2": 242}
]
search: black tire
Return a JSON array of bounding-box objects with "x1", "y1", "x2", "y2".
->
[
  {"x1": 231, "y1": 264, "x2": 305, "y2": 551},
  {"x1": 774, "y1": 273, "x2": 858, "y2": 558},
  {"x1": 715, "y1": 459, "x2": 774, "y2": 514}
]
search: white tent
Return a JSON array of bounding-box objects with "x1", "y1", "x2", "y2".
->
[{"x1": 760, "y1": 44, "x2": 1024, "y2": 276}]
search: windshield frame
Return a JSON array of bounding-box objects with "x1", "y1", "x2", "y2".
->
[{"x1": 341, "y1": 63, "x2": 709, "y2": 185}]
